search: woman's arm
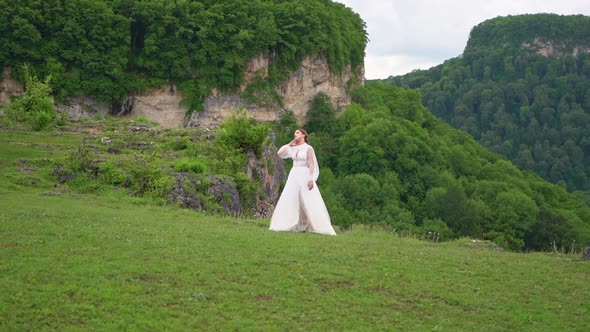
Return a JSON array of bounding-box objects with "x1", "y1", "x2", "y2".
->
[
  {"x1": 306, "y1": 146, "x2": 316, "y2": 182},
  {"x1": 277, "y1": 141, "x2": 295, "y2": 159}
]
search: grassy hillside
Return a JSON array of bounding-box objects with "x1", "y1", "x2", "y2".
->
[
  {"x1": 1, "y1": 121, "x2": 589, "y2": 330},
  {"x1": 1, "y1": 185, "x2": 589, "y2": 330}
]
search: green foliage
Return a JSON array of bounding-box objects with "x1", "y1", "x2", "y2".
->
[
  {"x1": 421, "y1": 218, "x2": 455, "y2": 241},
  {"x1": 5, "y1": 65, "x2": 56, "y2": 130},
  {"x1": 272, "y1": 110, "x2": 298, "y2": 146},
  {"x1": 126, "y1": 154, "x2": 172, "y2": 198},
  {"x1": 308, "y1": 82, "x2": 590, "y2": 251},
  {"x1": 65, "y1": 144, "x2": 100, "y2": 176},
  {"x1": 386, "y1": 14, "x2": 590, "y2": 192},
  {"x1": 98, "y1": 160, "x2": 128, "y2": 186},
  {"x1": 1, "y1": 0, "x2": 368, "y2": 110},
  {"x1": 305, "y1": 92, "x2": 337, "y2": 134},
  {"x1": 216, "y1": 109, "x2": 269, "y2": 157},
  {"x1": 172, "y1": 158, "x2": 208, "y2": 174},
  {"x1": 0, "y1": 116, "x2": 271, "y2": 215}
]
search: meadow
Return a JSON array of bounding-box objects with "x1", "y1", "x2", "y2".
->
[{"x1": 0, "y1": 120, "x2": 588, "y2": 331}]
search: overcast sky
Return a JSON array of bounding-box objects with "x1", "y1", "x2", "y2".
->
[{"x1": 335, "y1": 0, "x2": 590, "y2": 79}]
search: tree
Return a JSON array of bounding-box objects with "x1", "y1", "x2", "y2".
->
[{"x1": 305, "y1": 92, "x2": 337, "y2": 134}]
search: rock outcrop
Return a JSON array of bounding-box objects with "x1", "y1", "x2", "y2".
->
[
  {"x1": 0, "y1": 67, "x2": 23, "y2": 104},
  {"x1": 126, "y1": 84, "x2": 187, "y2": 128},
  {"x1": 246, "y1": 142, "x2": 286, "y2": 217},
  {"x1": 187, "y1": 53, "x2": 363, "y2": 127},
  {"x1": 168, "y1": 143, "x2": 285, "y2": 217},
  {"x1": 522, "y1": 38, "x2": 590, "y2": 58},
  {"x1": 0, "y1": 53, "x2": 362, "y2": 128},
  {"x1": 57, "y1": 97, "x2": 110, "y2": 121}
]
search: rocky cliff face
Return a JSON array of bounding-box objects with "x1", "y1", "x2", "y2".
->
[
  {"x1": 187, "y1": 53, "x2": 363, "y2": 127},
  {"x1": 0, "y1": 53, "x2": 362, "y2": 128},
  {"x1": 522, "y1": 38, "x2": 590, "y2": 58},
  {"x1": 0, "y1": 67, "x2": 23, "y2": 104},
  {"x1": 127, "y1": 84, "x2": 187, "y2": 127}
]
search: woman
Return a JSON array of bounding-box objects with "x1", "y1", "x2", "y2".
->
[{"x1": 269, "y1": 129, "x2": 336, "y2": 235}]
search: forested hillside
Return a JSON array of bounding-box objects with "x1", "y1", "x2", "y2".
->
[
  {"x1": 300, "y1": 83, "x2": 590, "y2": 251},
  {"x1": 0, "y1": 0, "x2": 367, "y2": 110},
  {"x1": 385, "y1": 14, "x2": 590, "y2": 193}
]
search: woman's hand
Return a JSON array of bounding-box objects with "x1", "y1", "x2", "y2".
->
[{"x1": 307, "y1": 181, "x2": 314, "y2": 190}]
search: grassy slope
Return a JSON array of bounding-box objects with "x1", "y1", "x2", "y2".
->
[{"x1": 1, "y1": 123, "x2": 589, "y2": 331}]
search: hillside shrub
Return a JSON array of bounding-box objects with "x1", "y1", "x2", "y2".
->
[
  {"x1": 216, "y1": 109, "x2": 269, "y2": 157},
  {"x1": 5, "y1": 65, "x2": 56, "y2": 131},
  {"x1": 172, "y1": 158, "x2": 208, "y2": 174}
]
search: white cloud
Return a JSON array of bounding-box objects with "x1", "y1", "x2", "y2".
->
[
  {"x1": 336, "y1": 0, "x2": 590, "y2": 79},
  {"x1": 365, "y1": 54, "x2": 441, "y2": 79}
]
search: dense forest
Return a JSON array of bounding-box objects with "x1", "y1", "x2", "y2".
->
[
  {"x1": 0, "y1": 0, "x2": 367, "y2": 110},
  {"x1": 295, "y1": 84, "x2": 590, "y2": 251},
  {"x1": 385, "y1": 14, "x2": 590, "y2": 193}
]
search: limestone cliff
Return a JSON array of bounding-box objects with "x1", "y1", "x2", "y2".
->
[
  {"x1": 187, "y1": 53, "x2": 363, "y2": 128},
  {"x1": 522, "y1": 37, "x2": 590, "y2": 58},
  {"x1": 0, "y1": 67, "x2": 23, "y2": 105},
  {"x1": 0, "y1": 53, "x2": 362, "y2": 128}
]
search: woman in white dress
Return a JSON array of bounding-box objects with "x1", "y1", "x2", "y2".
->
[{"x1": 269, "y1": 129, "x2": 336, "y2": 235}]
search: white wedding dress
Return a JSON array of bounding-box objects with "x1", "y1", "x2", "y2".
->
[{"x1": 269, "y1": 143, "x2": 336, "y2": 235}]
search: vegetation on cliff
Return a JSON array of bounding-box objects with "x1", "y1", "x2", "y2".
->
[
  {"x1": 0, "y1": 0, "x2": 367, "y2": 110},
  {"x1": 384, "y1": 14, "x2": 590, "y2": 193}
]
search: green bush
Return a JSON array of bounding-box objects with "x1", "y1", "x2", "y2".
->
[
  {"x1": 164, "y1": 137, "x2": 191, "y2": 151},
  {"x1": 98, "y1": 160, "x2": 128, "y2": 186},
  {"x1": 127, "y1": 155, "x2": 172, "y2": 198},
  {"x1": 421, "y1": 218, "x2": 455, "y2": 241},
  {"x1": 66, "y1": 145, "x2": 100, "y2": 176},
  {"x1": 5, "y1": 65, "x2": 57, "y2": 131},
  {"x1": 232, "y1": 171, "x2": 258, "y2": 212},
  {"x1": 306, "y1": 92, "x2": 337, "y2": 134},
  {"x1": 172, "y1": 158, "x2": 208, "y2": 174},
  {"x1": 216, "y1": 109, "x2": 269, "y2": 157}
]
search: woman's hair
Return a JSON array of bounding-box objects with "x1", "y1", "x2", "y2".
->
[{"x1": 296, "y1": 128, "x2": 309, "y2": 143}]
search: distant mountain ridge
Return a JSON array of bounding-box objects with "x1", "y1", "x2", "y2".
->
[
  {"x1": 385, "y1": 14, "x2": 590, "y2": 192},
  {"x1": 465, "y1": 14, "x2": 590, "y2": 53}
]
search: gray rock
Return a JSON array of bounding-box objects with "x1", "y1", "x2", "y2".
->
[
  {"x1": 206, "y1": 175, "x2": 241, "y2": 215},
  {"x1": 52, "y1": 166, "x2": 76, "y2": 184},
  {"x1": 169, "y1": 173, "x2": 202, "y2": 211}
]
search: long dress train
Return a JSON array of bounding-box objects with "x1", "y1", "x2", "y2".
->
[{"x1": 269, "y1": 143, "x2": 336, "y2": 235}]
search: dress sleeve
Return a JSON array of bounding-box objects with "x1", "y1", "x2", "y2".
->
[
  {"x1": 277, "y1": 144, "x2": 292, "y2": 159},
  {"x1": 306, "y1": 146, "x2": 320, "y2": 182}
]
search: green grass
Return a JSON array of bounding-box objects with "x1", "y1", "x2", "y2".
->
[
  {"x1": 1, "y1": 121, "x2": 589, "y2": 330},
  {"x1": 1, "y1": 190, "x2": 589, "y2": 331}
]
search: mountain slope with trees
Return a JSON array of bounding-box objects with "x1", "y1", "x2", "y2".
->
[
  {"x1": 0, "y1": 0, "x2": 367, "y2": 110},
  {"x1": 384, "y1": 14, "x2": 590, "y2": 193},
  {"x1": 297, "y1": 82, "x2": 590, "y2": 251}
]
